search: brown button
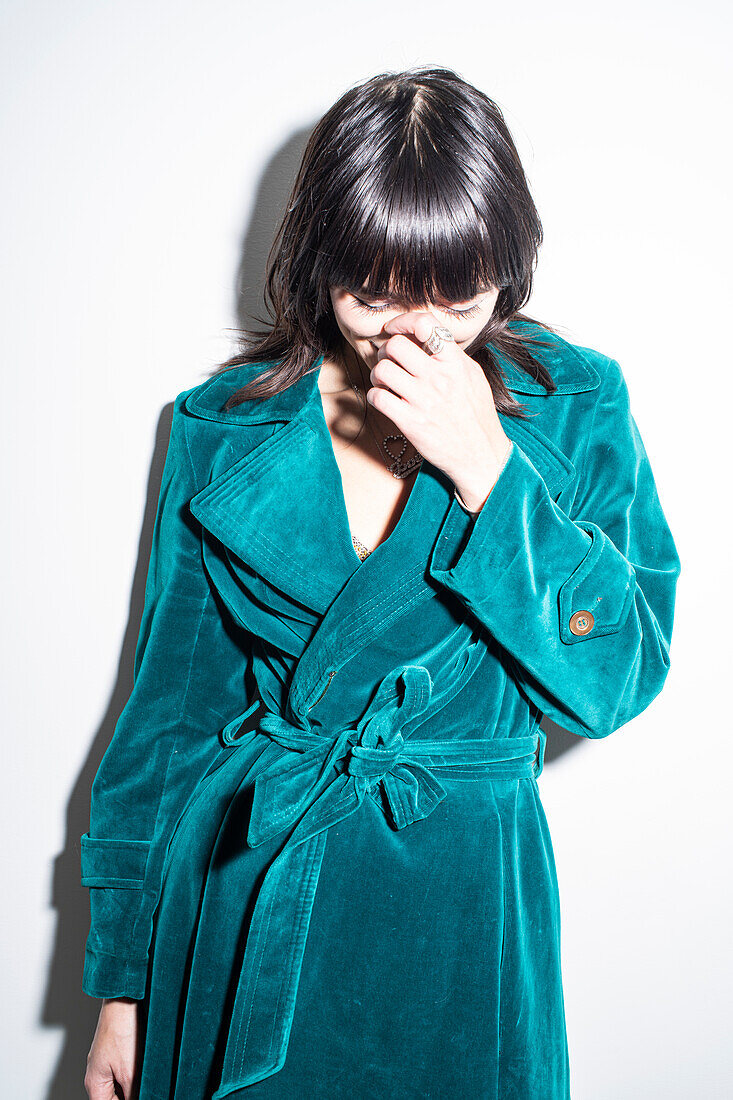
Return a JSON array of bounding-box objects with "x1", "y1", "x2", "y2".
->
[{"x1": 569, "y1": 610, "x2": 595, "y2": 636}]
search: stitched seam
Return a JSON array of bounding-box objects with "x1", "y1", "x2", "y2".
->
[
  {"x1": 205, "y1": 494, "x2": 335, "y2": 606},
  {"x1": 181, "y1": 399, "x2": 199, "y2": 484},
  {"x1": 128, "y1": 589, "x2": 209, "y2": 955},
  {"x1": 450, "y1": 490, "x2": 549, "y2": 589},
  {"x1": 85, "y1": 944, "x2": 150, "y2": 963},
  {"x1": 194, "y1": 419, "x2": 298, "y2": 502},
  {"x1": 341, "y1": 565, "x2": 427, "y2": 643},
  {"x1": 82, "y1": 877, "x2": 145, "y2": 888},
  {"x1": 234, "y1": 873, "x2": 278, "y2": 1076},
  {"x1": 266, "y1": 834, "x2": 324, "y2": 1070},
  {"x1": 293, "y1": 567, "x2": 429, "y2": 710},
  {"x1": 81, "y1": 838, "x2": 150, "y2": 850},
  {"x1": 558, "y1": 521, "x2": 599, "y2": 605},
  {"x1": 569, "y1": 357, "x2": 610, "y2": 521},
  {"x1": 231, "y1": 516, "x2": 334, "y2": 604},
  {"x1": 294, "y1": 567, "x2": 427, "y2": 707}
]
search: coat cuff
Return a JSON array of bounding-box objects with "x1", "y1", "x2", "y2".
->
[
  {"x1": 80, "y1": 833, "x2": 150, "y2": 887},
  {"x1": 82, "y1": 945, "x2": 150, "y2": 1000},
  {"x1": 428, "y1": 442, "x2": 636, "y2": 644},
  {"x1": 80, "y1": 833, "x2": 152, "y2": 1000}
]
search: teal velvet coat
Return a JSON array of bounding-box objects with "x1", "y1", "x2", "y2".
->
[{"x1": 80, "y1": 321, "x2": 681, "y2": 1099}]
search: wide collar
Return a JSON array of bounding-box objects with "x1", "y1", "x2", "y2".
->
[{"x1": 184, "y1": 327, "x2": 589, "y2": 716}]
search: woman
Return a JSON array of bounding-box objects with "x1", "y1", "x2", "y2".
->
[{"x1": 81, "y1": 67, "x2": 681, "y2": 1099}]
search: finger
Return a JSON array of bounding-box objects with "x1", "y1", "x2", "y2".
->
[
  {"x1": 365, "y1": 381, "x2": 418, "y2": 435},
  {"x1": 382, "y1": 311, "x2": 460, "y2": 362},
  {"x1": 115, "y1": 1067, "x2": 134, "y2": 1099},
  {"x1": 382, "y1": 310, "x2": 440, "y2": 346},
  {"x1": 375, "y1": 333, "x2": 432, "y2": 381},
  {"x1": 83, "y1": 1068, "x2": 117, "y2": 1100},
  {"x1": 370, "y1": 354, "x2": 422, "y2": 404}
]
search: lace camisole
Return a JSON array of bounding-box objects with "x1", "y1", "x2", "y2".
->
[
  {"x1": 351, "y1": 535, "x2": 372, "y2": 562},
  {"x1": 350, "y1": 486, "x2": 478, "y2": 563}
]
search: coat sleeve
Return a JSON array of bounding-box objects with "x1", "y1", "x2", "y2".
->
[
  {"x1": 427, "y1": 355, "x2": 681, "y2": 740},
  {"x1": 79, "y1": 390, "x2": 253, "y2": 1000}
]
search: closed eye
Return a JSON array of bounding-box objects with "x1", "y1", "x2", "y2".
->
[{"x1": 352, "y1": 297, "x2": 482, "y2": 320}]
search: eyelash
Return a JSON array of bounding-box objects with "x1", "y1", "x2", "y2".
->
[{"x1": 353, "y1": 298, "x2": 482, "y2": 320}]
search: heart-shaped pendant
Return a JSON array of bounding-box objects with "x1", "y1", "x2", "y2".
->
[{"x1": 383, "y1": 435, "x2": 423, "y2": 479}]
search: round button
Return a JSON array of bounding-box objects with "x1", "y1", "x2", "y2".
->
[{"x1": 569, "y1": 610, "x2": 595, "y2": 636}]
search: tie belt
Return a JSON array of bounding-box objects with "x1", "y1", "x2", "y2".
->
[{"x1": 210, "y1": 665, "x2": 542, "y2": 1098}]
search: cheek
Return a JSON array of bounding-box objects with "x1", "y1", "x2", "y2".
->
[
  {"x1": 339, "y1": 307, "x2": 388, "y2": 339},
  {"x1": 459, "y1": 314, "x2": 492, "y2": 344}
]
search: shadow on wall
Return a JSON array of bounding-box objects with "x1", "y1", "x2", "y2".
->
[
  {"x1": 41, "y1": 125, "x2": 583, "y2": 1099},
  {"x1": 41, "y1": 126, "x2": 321, "y2": 1100},
  {"x1": 42, "y1": 400, "x2": 174, "y2": 1100}
]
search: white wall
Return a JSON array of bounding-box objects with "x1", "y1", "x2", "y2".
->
[{"x1": 2, "y1": 1, "x2": 730, "y2": 1096}]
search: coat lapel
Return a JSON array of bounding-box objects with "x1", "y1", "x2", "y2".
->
[
  {"x1": 184, "y1": 332, "x2": 597, "y2": 715},
  {"x1": 497, "y1": 412, "x2": 576, "y2": 498},
  {"x1": 188, "y1": 411, "x2": 358, "y2": 616}
]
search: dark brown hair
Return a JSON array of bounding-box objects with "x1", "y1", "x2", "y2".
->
[{"x1": 214, "y1": 65, "x2": 562, "y2": 419}]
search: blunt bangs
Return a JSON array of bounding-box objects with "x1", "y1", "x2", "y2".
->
[{"x1": 319, "y1": 167, "x2": 502, "y2": 309}]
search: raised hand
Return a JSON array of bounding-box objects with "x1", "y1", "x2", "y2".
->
[{"x1": 366, "y1": 310, "x2": 513, "y2": 512}]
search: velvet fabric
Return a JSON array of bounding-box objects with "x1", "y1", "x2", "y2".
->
[{"x1": 79, "y1": 320, "x2": 681, "y2": 1098}]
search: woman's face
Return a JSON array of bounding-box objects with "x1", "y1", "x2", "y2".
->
[{"x1": 328, "y1": 282, "x2": 500, "y2": 370}]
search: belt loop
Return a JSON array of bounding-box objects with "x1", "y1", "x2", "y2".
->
[{"x1": 221, "y1": 697, "x2": 263, "y2": 745}]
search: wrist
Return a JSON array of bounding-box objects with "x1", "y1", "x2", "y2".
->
[{"x1": 451, "y1": 438, "x2": 513, "y2": 514}]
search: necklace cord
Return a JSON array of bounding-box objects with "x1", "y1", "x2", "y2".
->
[{"x1": 340, "y1": 343, "x2": 422, "y2": 480}]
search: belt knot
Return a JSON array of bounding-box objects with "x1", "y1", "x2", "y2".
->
[
  {"x1": 343, "y1": 731, "x2": 405, "y2": 789},
  {"x1": 243, "y1": 666, "x2": 442, "y2": 846}
]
